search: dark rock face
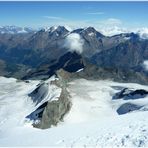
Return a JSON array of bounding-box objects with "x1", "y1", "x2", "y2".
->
[
  {"x1": 74, "y1": 60, "x2": 148, "y2": 85},
  {"x1": 117, "y1": 103, "x2": 143, "y2": 115},
  {"x1": 91, "y1": 38, "x2": 148, "y2": 71},
  {"x1": 113, "y1": 88, "x2": 148, "y2": 100},
  {"x1": 28, "y1": 82, "x2": 49, "y2": 105},
  {"x1": 22, "y1": 51, "x2": 84, "y2": 80},
  {"x1": 26, "y1": 101, "x2": 48, "y2": 121},
  {"x1": 113, "y1": 87, "x2": 148, "y2": 115}
]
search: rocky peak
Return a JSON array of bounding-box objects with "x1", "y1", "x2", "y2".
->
[
  {"x1": 71, "y1": 28, "x2": 84, "y2": 34},
  {"x1": 85, "y1": 27, "x2": 96, "y2": 33},
  {"x1": 83, "y1": 27, "x2": 104, "y2": 38},
  {"x1": 47, "y1": 26, "x2": 69, "y2": 37}
]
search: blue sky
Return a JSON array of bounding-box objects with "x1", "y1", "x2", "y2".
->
[{"x1": 0, "y1": 1, "x2": 148, "y2": 29}]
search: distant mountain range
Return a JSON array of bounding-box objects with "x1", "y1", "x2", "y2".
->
[
  {"x1": 0, "y1": 26, "x2": 36, "y2": 34},
  {"x1": 0, "y1": 25, "x2": 148, "y2": 84},
  {"x1": 0, "y1": 25, "x2": 148, "y2": 38}
]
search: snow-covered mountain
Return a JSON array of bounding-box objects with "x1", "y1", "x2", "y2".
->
[{"x1": 1, "y1": 76, "x2": 148, "y2": 147}]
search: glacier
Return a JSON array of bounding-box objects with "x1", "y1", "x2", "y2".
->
[{"x1": 0, "y1": 77, "x2": 148, "y2": 147}]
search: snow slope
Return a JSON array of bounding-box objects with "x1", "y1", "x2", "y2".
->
[
  {"x1": 0, "y1": 77, "x2": 38, "y2": 131},
  {"x1": 0, "y1": 77, "x2": 148, "y2": 147}
]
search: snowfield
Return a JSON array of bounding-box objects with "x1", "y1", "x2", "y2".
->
[{"x1": 0, "y1": 77, "x2": 148, "y2": 147}]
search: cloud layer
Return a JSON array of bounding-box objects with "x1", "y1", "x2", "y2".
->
[
  {"x1": 137, "y1": 28, "x2": 148, "y2": 39},
  {"x1": 64, "y1": 33, "x2": 84, "y2": 54},
  {"x1": 143, "y1": 60, "x2": 148, "y2": 71}
]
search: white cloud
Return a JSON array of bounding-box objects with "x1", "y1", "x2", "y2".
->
[
  {"x1": 97, "y1": 26, "x2": 148, "y2": 37},
  {"x1": 43, "y1": 16, "x2": 63, "y2": 20},
  {"x1": 143, "y1": 60, "x2": 148, "y2": 71},
  {"x1": 100, "y1": 18, "x2": 122, "y2": 26},
  {"x1": 98, "y1": 26, "x2": 129, "y2": 36},
  {"x1": 86, "y1": 12, "x2": 104, "y2": 15},
  {"x1": 64, "y1": 33, "x2": 84, "y2": 54},
  {"x1": 136, "y1": 28, "x2": 148, "y2": 39}
]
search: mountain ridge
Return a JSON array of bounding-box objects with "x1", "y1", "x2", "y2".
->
[{"x1": 0, "y1": 25, "x2": 148, "y2": 85}]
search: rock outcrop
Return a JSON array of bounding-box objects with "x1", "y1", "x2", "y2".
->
[
  {"x1": 26, "y1": 72, "x2": 72, "y2": 129},
  {"x1": 35, "y1": 86, "x2": 71, "y2": 129},
  {"x1": 28, "y1": 82, "x2": 49, "y2": 105},
  {"x1": 113, "y1": 88, "x2": 148, "y2": 100},
  {"x1": 117, "y1": 103, "x2": 143, "y2": 115}
]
